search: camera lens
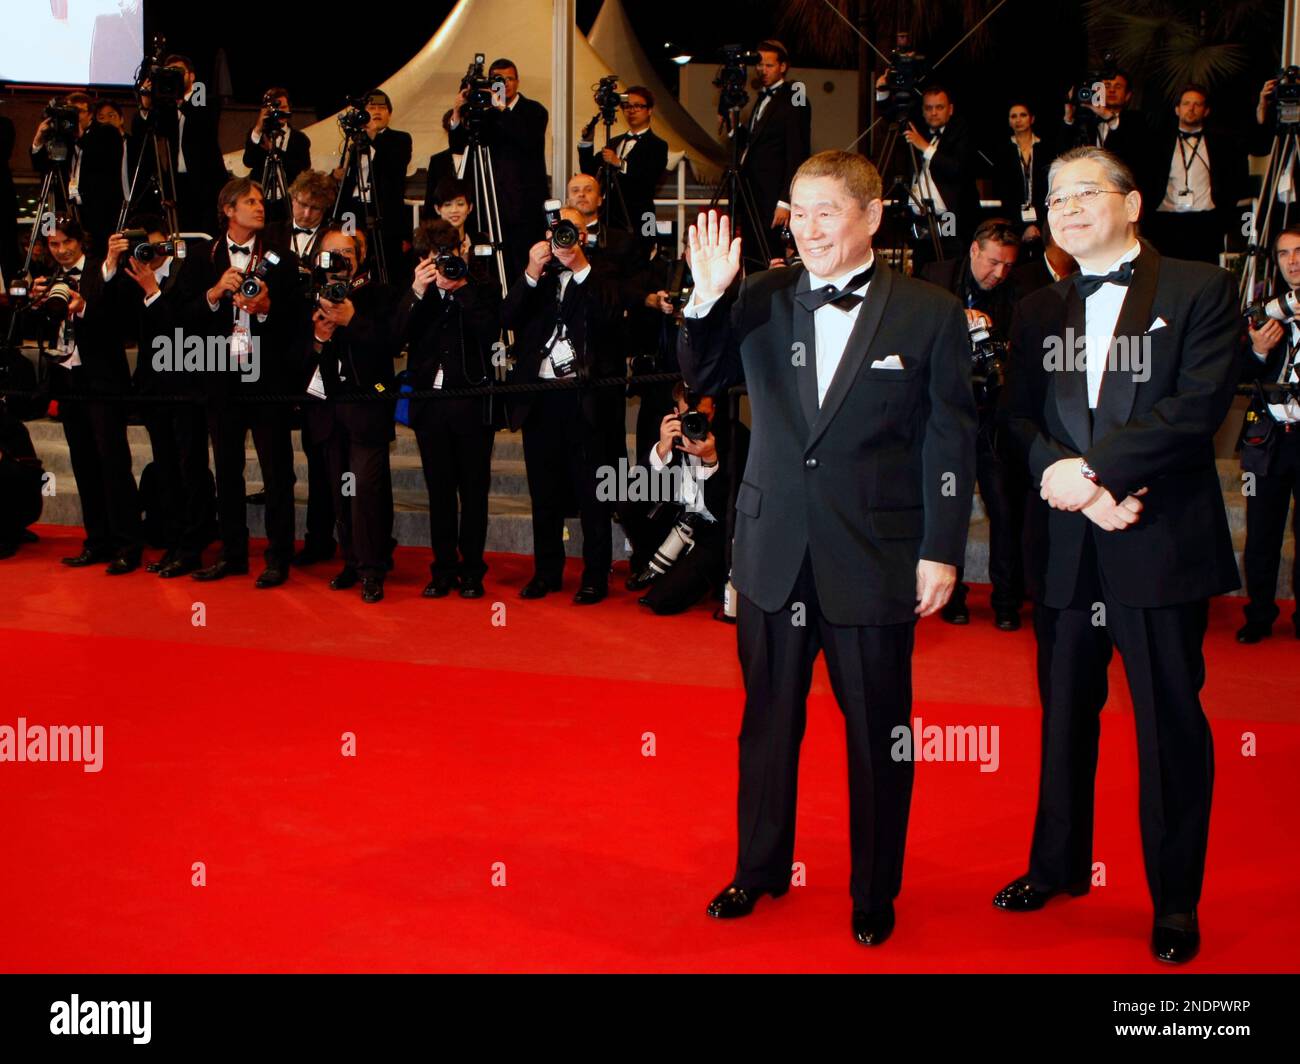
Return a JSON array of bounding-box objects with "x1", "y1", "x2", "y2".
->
[{"x1": 551, "y1": 220, "x2": 580, "y2": 249}]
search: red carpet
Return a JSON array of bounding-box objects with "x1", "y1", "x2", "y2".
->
[{"x1": 1, "y1": 525, "x2": 1297, "y2": 973}]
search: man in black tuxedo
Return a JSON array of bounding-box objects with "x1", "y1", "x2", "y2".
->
[
  {"x1": 738, "y1": 41, "x2": 811, "y2": 265},
  {"x1": 397, "y1": 219, "x2": 503, "y2": 599},
  {"x1": 1141, "y1": 85, "x2": 1247, "y2": 265},
  {"x1": 34, "y1": 217, "x2": 143, "y2": 573},
  {"x1": 302, "y1": 228, "x2": 397, "y2": 604},
  {"x1": 334, "y1": 90, "x2": 412, "y2": 285},
  {"x1": 681, "y1": 151, "x2": 977, "y2": 945},
  {"x1": 995, "y1": 146, "x2": 1240, "y2": 964},
  {"x1": 133, "y1": 55, "x2": 229, "y2": 236},
  {"x1": 503, "y1": 206, "x2": 626, "y2": 604},
  {"x1": 1060, "y1": 69, "x2": 1149, "y2": 180},
  {"x1": 578, "y1": 85, "x2": 668, "y2": 244},
  {"x1": 242, "y1": 87, "x2": 312, "y2": 223},
  {"x1": 112, "y1": 215, "x2": 215, "y2": 578},
  {"x1": 191, "y1": 178, "x2": 307, "y2": 588},
  {"x1": 902, "y1": 85, "x2": 979, "y2": 266},
  {"x1": 450, "y1": 59, "x2": 549, "y2": 285},
  {"x1": 1235, "y1": 225, "x2": 1300, "y2": 644},
  {"x1": 30, "y1": 92, "x2": 122, "y2": 250}
]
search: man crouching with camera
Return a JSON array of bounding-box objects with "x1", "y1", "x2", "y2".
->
[{"x1": 303, "y1": 228, "x2": 398, "y2": 603}]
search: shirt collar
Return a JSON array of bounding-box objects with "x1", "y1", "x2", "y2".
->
[
  {"x1": 807, "y1": 252, "x2": 875, "y2": 293},
  {"x1": 156, "y1": 258, "x2": 173, "y2": 282},
  {"x1": 70, "y1": 255, "x2": 86, "y2": 273},
  {"x1": 1082, "y1": 240, "x2": 1141, "y2": 278}
]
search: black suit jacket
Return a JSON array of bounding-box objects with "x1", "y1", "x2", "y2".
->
[
  {"x1": 739, "y1": 82, "x2": 811, "y2": 222},
  {"x1": 1059, "y1": 109, "x2": 1150, "y2": 181},
  {"x1": 1002, "y1": 244, "x2": 1240, "y2": 609},
  {"x1": 45, "y1": 256, "x2": 131, "y2": 396},
  {"x1": 993, "y1": 136, "x2": 1051, "y2": 233},
  {"x1": 123, "y1": 252, "x2": 212, "y2": 397},
  {"x1": 242, "y1": 126, "x2": 312, "y2": 193},
  {"x1": 919, "y1": 115, "x2": 980, "y2": 240},
  {"x1": 677, "y1": 262, "x2": 977, "y2": 625},
  {"x1": 132, "y1": 98, "x2": 229, "y2": 230},
  {"x1": 579, "y1": 128, "x2": 668, "y2": 235},
  {"x1": 32, "y1": 123, "x2": 124, "y2": 246},
  {"x1": 305, "y1": 280, "x2": 398, "y2": 446},
  {"x1": 339, "y1": 127, "x2": 412, "y2": 234},
  {"x1": 1139, "y1": 126, "x2": 1247, "y2": 235},
  {"x1": 449, "y1": 95, "x2": 548, "y2": 231},
  {"x1": 920, "y1": 255, "x2": 1016, "y2": 341}
]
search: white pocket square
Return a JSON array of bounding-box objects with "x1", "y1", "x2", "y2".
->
[
  {"x1": 871, "y1": 354, "x2": 905, "y2": 370},
  {"x1": 1147, "y1": 317, "x2": 1167, "y2": 332}
]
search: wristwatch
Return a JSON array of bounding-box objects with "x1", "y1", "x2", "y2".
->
[{"x1": 1079, "y1": 459, "x2": 1099, "y2": 483}]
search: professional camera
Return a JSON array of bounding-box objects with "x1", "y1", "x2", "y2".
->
[
  {"x1": 713, "y1": 44, "x2": 762, "y2": 113},
  {"x1": 544, "y1": 200, "x2": 582, "y2": 250},
  {"x1": 1275, "y1": 66, "x2": 1300, "y2": 132},
  {"x1": 459, "y1": 53, "x2": 506, "y2": 137},
  {"x1": 434, "y1": 247, "x2": 468, "y2": 280},
  {"x1": 338, "y1": 95, "x2": 372, "y2": 138},
  {"x1": 240, "y1": 250, "x2": 282, "y2": 298},
  {"x1": 309, "y1": 249, "x2": 356, "y2": 304},
  {"x1": 1245, "y1": 288, "x2": 1300, "y2": 329},
  {"x1": 137, "y1": 34, "x2": 185, "y2": 106},
  {"x1": 593, "y1": 74, "x2": 627, "y2": 125},
  {"x1": 119, "y1": 228, "x2": 185, "y2": 264},
  {"x1": 35, "y1": 278, "x2": 78, "y2": 330},
  {"x1": 880, "y1": 32, "x2": 931, "y2": 122},
  {"x1": 41, "y1": 98, "x2": 81, "y2": 163},
  {"x1": 639, "y1": 512, "x2": 703, "y2": 583},
  {"x1": 968, "y1": 317, "x2": 1007, "y2": 406},
  {"x1": 1070, "y1": 51, "x2": 1118, "y2": 138},
  {"x1": 261, "y1": 92, "x2": 291, "y2": 138}
]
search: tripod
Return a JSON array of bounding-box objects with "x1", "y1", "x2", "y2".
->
[
  {"x1": 1240, "y1": 126, "x2": 1300, "y2": 311},
  {"x1": 709, "y1": 101, "x2": 772, "y2": 271},
  {"x1": 589, "y1": 113, "x2": 633, "y2": 246},
  {"x1": 259, "y1": 132, "x2": 291, "y2": 225},
  {"x1": 333, "y1": 128, "x2": 388, "y2": 286},
  {"x1": 117, "y1": 104, "x2": 180, "y2": 237},
  {"x1": 874, "y1": 118, "x2": 943, "y2": 270}
]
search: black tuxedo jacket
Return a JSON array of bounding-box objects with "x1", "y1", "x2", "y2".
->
[
  {"x1": 45, "y1": 256, "x2": 131, "y2": 395},
  {"x1": 133, "y1": 98, "x2": 229, "y2": 227},
  {"x1": 919, "y1": 115, "x2": 980, "y2": 240},
  {"x1": 1059, "y1": 109, "x2": 1150, "y2": 181},
  {"x1": 305, "y1": 281, "x2": 398, "y2": 447},
  {"x1": 1002, "y1": 244, "x2": 1240, "y2": 609},
  {"x1": 32, "y1": 123, "x2": 124, "y2": 245},
  {"x1": 993, "y1": 137, "x2": 1051, "y2": 232},
  {"x1": 122, "y1": 253, "x2": 212, "y2": 397},
  {"x1": 339, "y1": 127, "x2": 412, "y2": 232},
  {"x1": 502, "y1": 257, "x2": 626, "y2": 431},
  {"x1": 1139, "y1": 126, "x2": 1247, "y2": 232},
  {"x1": 242, "y1": 127, "x2": 312, "y2": 192},
  {"x1": 422, "y1": 148, "x2": 463, "y2": 220},
  {"x1": 395, "y1": 276, "x2": 502, "y2": 432},
  {"x1": 739, "y1": 82, "x2": 811, "y2": 220},
  {"x1": 678, "y1": 262, "x2": 977, "y2": 625},
  {"x1": 579, "y1": 128, "x2": 668, "y2": 234},
  {"x1": 449, "y1": 95, "x2": 548, "y2": 229}
]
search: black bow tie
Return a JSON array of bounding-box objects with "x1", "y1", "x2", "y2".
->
[
  {"x1": 796, "y1": 264, "x2": 876, "y2": 313},
  {"x1": 624, "y1": 132, "x2": 642, "y2": 141},
  {"x1": 62, "y1": 266, "x2": 82, "y2": 276},
  {"x1": 1178, "y1": 129, "x2": 1203, "y2": 140},
  {"x1": 292, "y1": 227, "x2": 313, "y2": 235},
  {"x1": 1074, "y1": 260, "x2": 1134, "y2": 299},
  {"x1": 228, "y1": 243, "x2": 251, "y2": 255},
  {"x1": 760, "y1": 86, "x2": 777, "y2": 98}
]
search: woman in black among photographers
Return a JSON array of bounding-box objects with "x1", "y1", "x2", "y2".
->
[
  {"x1": 993, "y1": 100, "x2": 1050, "y2": 256},
  {"x1": 395, "y1": 219, "x2": 501, "y2": 599}
]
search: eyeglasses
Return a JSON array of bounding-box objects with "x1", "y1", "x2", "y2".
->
[
  {"x1": 621, "y1": 103, "x2": 648, "y2": 111},
  {"x1": 1045, "y1": 188, "x2": 1127, "y2": 212}
]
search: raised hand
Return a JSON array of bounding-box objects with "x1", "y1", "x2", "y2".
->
[{"x1": 686, "y1": 210, "x2": 741, "y2": 304}]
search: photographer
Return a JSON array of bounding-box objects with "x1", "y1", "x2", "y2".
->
[
  {"x1": 1060, "y1": 68, "x2": 1149, "y2": 178},
  {"x1": 30, "y1": 92, "x2": 123, "y2": 250},
  {"x1": 33, "y1": 216, "x2": 143, "y2": 573},
  {"x1": 395, "y1": 218, "x2": 502, "y2": 599},
  {"x1": 921, "y1": 217, "x2": 1024, "y2": 629},
  {"x1": 109, "y1": 216, "x2": 215, "y2": 578},
  {"x1": 242, "y1": 86, "x2": 312, "y2": 221},
  {"x1": 1236, "y1": 224, "x2": 1300, "y2": 644},
  {"x1": 503, "y1": 205, "x2": 624, "y2": 604},
  {"x1": 302, "y1": 228, "x2": 397, "y2": 604},
  {"x1": 192, "y1": 177, "x2": 307, "y2": 588},
  {"x1": 896, "y1": 83, "x2": 978, "y2": 264},
  {"x1": 578, "y1": 84, "x2": 668, "y2": 245},
  {"x1": 625, "y1": 385, "x2": 747, "y2": 614},
  {"x1": 738, "y1": 41, "x2": 811, "y2": 259},
  {"x1": 334, "y1": 90, "x2": 413, "y2": 285},
  {"x1": 449, "y1": 58, "x2": 549, "y2": 283},
  {"x1": 133, "y1": 54, "x2": 228, "y2": 235}
]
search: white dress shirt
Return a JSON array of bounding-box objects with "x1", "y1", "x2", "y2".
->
[
  {"x1": 1158, "y1": 129, "x2": 1214, "y2": 213},
  {"x1": 1081, "y1": 241, "x2": 1142, "y2": 409},
  {"x1": 1257, "y1": 321, "x2": 1300, "y2": 423},
  {"x1": 649, "y1": 442, "x2": 719, "y2": 520},
  {"x1": 913, "y1": 128, "x2": 949, "y2": 217},
  {"x1": 524, "y1": 263, "x2": 591, "y2": 378}
]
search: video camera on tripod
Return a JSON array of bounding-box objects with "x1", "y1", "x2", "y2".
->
[
  {"x1": 713, "y1": 44, "x2": 761, "y2": 115},
  {"x1": 593, "y1": 74, "x2": 627, "y2": 126},
  {"x1": 878, "y1": 32, "x2": 930, "y2": 124},
  {"x1": 136, "y1": 34, "x2": 186, "y2": 107},
  {"x1": 261, "y1": 92, "x2": 292, "y2": 138},
  {"x1": 39, "y1": 98, "x2": 81, "y2": 163},
  {"x1": 459, "y1": 54, "x2": 507, "y2": 139},
  {"x1": 338, "y1": 95, "x2": 373, "y2": 139},
  {"x1": 1069, "y1": 51, "x2": 1119, "y2": 141},
  {"x1": 1272, "y1": 66, "x2": 1300, "y2": 133}
]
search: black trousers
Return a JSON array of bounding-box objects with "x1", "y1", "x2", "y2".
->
[
  {"x1": 641, "y1": 518, "x2": 726, "y2": 614},
  {"x1": 521, "y1": 391, "x2": 613, "y2": 588},
  {"x1": 1146, "y1": 210, "x2": 1223, "y2": 265},
  {"x1": 734, "y1": 553, "x2": 917, "y2": 911},
  {"x1": 206, "y1": 402, "x2": 296, "y2": 566},
  {"x1": 414, "y1": 414, "x2": 494, "y2": 580},
  {"x1": 1242, "y1": 428, "x2": 1300, "y2": 627},
  {"x1": 300, "y1": 426, "x2": 336, "y2": 556},
  {"x1": 143, "y1": 400, "x2": 213, "y2": 562},
  {"x1": 953, "y1": 421, "x2": 1026, "y2": 611},
  {"x1": 322, "y1": 420, "x2": 393, "y2": 581},
  {"x1": 0, "y1": 461, "x2": 43, "y2": 543},
  {"x1": 58, "y1": 391, "x2": 143, "y2": 557},
  {"x1": 1027, "y1": 531, "x2": 1214, "y2": 917}
]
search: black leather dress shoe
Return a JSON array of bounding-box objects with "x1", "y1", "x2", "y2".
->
[
  {"x1": 1152, "y1": 914, "x2": 1200, "y2": 964},
  {"x1": 459, "y1": 577, "x2": 485, "y2": 599},
  {"x1": 706, "y1": 883, "x2": 789, "y2": 919},
  {"x1": 941, "y1": 600, "x2": 970, "y2": 625},
  {"x1": 519, "y1": 577, "x2": 557, "y2": 599},
  {"x1": 158, "y1": 556, "x2": 202, "y2": 579},
  {"x1": 192, "y1": 559, "x2": 250, "y2": 582},
  {"x1": 146, "y1": 551, "x2": 176, "y2": 574},
  {"x1": 361, "y1": 577, "x2": 384, "y2": 603},
  {"x1": 994, "y1": 607, "x2": 1021, "y2": 631},
  {"x1": 573, "y1": 585, "x2": 607, "y2": 605},
  {"x1": 0, "y1": 542, "x2": 18, "y2": 560},
  {"x1": 992, "y1": 875, "x2": 1089, "y2": 912},
  {"x1": 291, "y1": 544, "x2": 336, "y2": 567},
  {"x1": 1236, "y1": 621, "x2": 1272, "y2": 644},
  {"x1": 105, "y1": 552, "x2": 142, "y2": 576},
  {"x1": 330, "y1": 566, "x2": 359, "y2": 591},
  {"x1": 62, "y1": 548, "x2": 111, "y2": 568},
  {"x1": 423, "y1": 574, "x2": 457, "y2": 598},
  {"x1": 852, "y1": 903, "x2": 895, "y2": 946},
  {"x1": 624, "y1": 570, "x2": 655, "y2": 592},
  {"x1": 254, "y1": 566, "x2": 288, "y2": 589}
]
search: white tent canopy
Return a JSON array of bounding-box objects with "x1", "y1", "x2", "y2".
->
[{"x1": 224, "y1": 0, "x2": 723, "y2": 193}]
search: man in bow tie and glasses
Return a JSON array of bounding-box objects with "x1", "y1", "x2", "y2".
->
[
  {"x1": 679, "y1": 149, "x2": 976, "y2": 946},
  {"x1": 996, "y1": 146, "x2": 1240, "y2": 964},
  {"x1": 577, "y1": 85, "x2": 668, "y2": 249}
]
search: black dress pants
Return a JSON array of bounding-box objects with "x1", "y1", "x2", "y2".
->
[
  {"x1": 58, "y1": 384, "x2": 142, "y2": 557},
  {"x1": 206, "y1": 402, "x2": 296, "y2": 567},
  {"x1": 414, "y1": 413, "x2": 494, "y2": 581},
  {"x1": 144, "y1": 400, "x2": 213, "y2": 562},
  {"x1": 322, "y1": 418, "x2": 393, "y2": 581},
  {"x1": 1242, "y1": 428, "x2": 1300, "y2": 628}
]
